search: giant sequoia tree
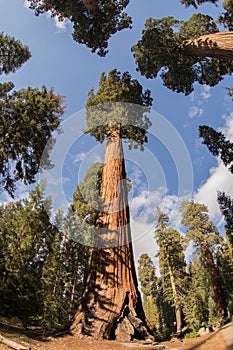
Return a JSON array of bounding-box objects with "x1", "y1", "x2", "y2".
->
[
  {"x1": 26, "y1": 0, "x2": 132, "y2": 56},
  {"x1": 71, "y1": 70, "x2": 154, "y2": 340},
  {"x1": 132, "y1": 1, "x2": 233, "y2": 94}
]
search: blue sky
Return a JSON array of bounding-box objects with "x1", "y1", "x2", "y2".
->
[{"x1": 1, "y1": 0, "x2": 233, "y2": 263}]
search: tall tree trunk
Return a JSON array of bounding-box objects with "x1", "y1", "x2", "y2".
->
[
  {"x1": 71, "y1": 124, "x2": 153, "y2": 341},
  {"x1": 169, "y1": 268, "x2": 182, "y2": 333},
  {"x1": 181, "y1": 32, "x2": 233, "y2": 60},
  {"x1": 201, "y1": 239, "x2": 228, "y2": 318}
]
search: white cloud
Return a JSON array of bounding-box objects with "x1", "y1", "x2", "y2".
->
[
  {"x1": 24, "y1": 0, "x2": 33, "y2": 9},
  {"x1": 73, "y1": 152, "x2": 87, "y2": 164},
  {"x1": 220, "y1": 112, "x2": 233, "y2": 140},
  {"x1": 188, "y1": 106, "x2": 204, "y2": 119},
  {"x1": 188, "y1": 85, "x2": 211, "y2": 119},
  {"x1": 194, "y1": 113, "x2": 233, "y2": 221},
  {"x1": 24, "y1": 1, "x2": 68, "y2": 31},
  {"x1": 53, "y1": 16, "x2": 68, "y2": 31},
  {"x1": 194, "y1": 161, "x2": 233, "y2": 220},
  {"x1": 201, "y1": 85, "x2": 212, "y2": 100},
  {"x1": 130, "y1": 188, "x2": 191, "y2": 269}
]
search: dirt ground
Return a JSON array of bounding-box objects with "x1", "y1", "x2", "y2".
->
[{"x1": 0, "y1": 322, "x2": 232, "y2": 350}]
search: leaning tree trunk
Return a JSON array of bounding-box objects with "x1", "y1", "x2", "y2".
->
[
  {"x1": 201, "y1": 239, "x2": 228, "y2": 318},
  {"x1": 71, "y1": 125, "x2": 154, "y2": 341},
  {"x1": 181, "y1": 32, "x2": 233, "y2": 60}
]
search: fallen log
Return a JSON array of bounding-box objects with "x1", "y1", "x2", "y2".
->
[{"x1": 0, "y1": 334, "x2": 31, "y2": 350}]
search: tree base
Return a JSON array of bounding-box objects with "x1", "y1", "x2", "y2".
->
[{"x1": 70, "y1": 285, "x2": 154, "y2": 341}]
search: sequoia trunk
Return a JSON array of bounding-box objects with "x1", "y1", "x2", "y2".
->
[
  {"x1": 71, "y1": 125, "x2": 153, "y2": 340},
  {"x1": 181, "y1": 32, "x2": 233, "y2": 60},
  {"x1": 201, "y1": 239, "x2": 228, "y2": 318}
]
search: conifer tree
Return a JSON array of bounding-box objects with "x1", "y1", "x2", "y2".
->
[
  {"x1": 184, "y1": 257, "x2": 213, "y2": 330},
  {"x1": 155, "y1": 209, "x2": 186, "y2": 334},
  {"x1": 181, "y1": 200, "x2": 228, "y2": 318},
  {"x1": 71, "y1": 70, "x2": 153, "y2": 340},
  {"x1": 199, "y1": 122, "x2": 233, "y2": 256},
  {"x1": 132, "y1": 1, "x2": 233, "y2": 95},
  {"x1": 41, "y1": 208, "x2": 90, "y2": 329},
  {"x1": 138, "y1": 254, "x2": 158, "y2": 332},
  {"x1": 0, "y1": 33, "x2": 65, "y2": 196},
  {"x1": 26, "y1": 0, "x2": 132, "y2": 56},
  {"x1": 0, "y1": 182, "x2": 55, "y2": 325}
]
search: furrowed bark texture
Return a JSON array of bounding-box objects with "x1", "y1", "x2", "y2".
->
[
  {"x1": 201, "y1": 240, "x2": 228, "y2": 318},
  {"x1": 181, "y1": 32, "x2": 233, "y2": 60},
  {"x1": 71, "y1": 126, "x2": 153, "y2": 341}
]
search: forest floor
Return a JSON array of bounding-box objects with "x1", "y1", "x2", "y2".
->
[{"x1": 0, "y1": 321, "x2": 232, "y2": 350}]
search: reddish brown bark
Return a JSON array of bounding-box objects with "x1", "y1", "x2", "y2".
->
[
  {"x1": 181, "y1": 32, "x2": 233, "y2": 60},
  {"x1": 201, "y1": 240, "x2": 228, "y2": 318},
  {"x1": 71, "y1": 125, "x2": 153, "y2": 341}
]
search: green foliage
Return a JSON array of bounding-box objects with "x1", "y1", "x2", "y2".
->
[
  {"x1": 138, "y1": 253, "x2": 157, "y2": 297},
  {"x1": 217, "y1": 192, "x2": 233, "y2": 254},
  {"x1": 199, "y1": 125, "x2": 233, "y2": 173},
  {"x1": 219, "y1": 0, "x2": 233, "y2": 30},
  {"x1": 180, "y1": 0, "x2": 217, "y2": 8},
  {"x1": 215, "y1": 242, "x2": 233, "y2": 314},
  {"x1": 184, "y1": 330, "x2": 200, "y2": 338},
  {"x1": 132, "y1": 14, "x2": 233, "y2": 95},
  {"x1": 85, "y1": 69, "x2": 152, "y2": 149},
  {"x1": 0, "y1": 32, "x2": 31, "y2": 75},
  {"x1": 138, "y1": 254, "x2": 158, "y2": 330},
  {"x1": 0, "y1": 183, "x2": 89, "y2": 329},
  {"x1": 0, "y1": 182, "x2": 55, "y2": 324},
  {"x1": 181, "y1": 201, "x2": 222, "y2": 251},
  {"x1": 181, "y1": 200, "x2": 228, "y2": 318},
  {"x1": 137, "y1": 253, "x2": 175, "y2": 339},
  {"x1": 41, "y1": 207, "x2": 89, "y2": 328},
  {"x1": 26, "y1": 0, "x2": 132, "y2": 56},
  {"x1": 72, "y1": 162, "x2": 103, "y2": 246},
  {"x1": 0, "y1": 84, "x2": 64, "y2": 196},
  {"x1": 183, "y1": 258, "x2": 212, "y2": 330},
  {"x1": 155, "y1": 209, "x2": 187, "y2": 305}
]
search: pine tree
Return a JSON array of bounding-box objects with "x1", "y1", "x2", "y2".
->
[
  {"x1": 0, "y1": 32, "x2": 31, "y2": 75},
  {"x1": 71, "y1": 70, "x2": 153, "y2": 340},
  {"x1": 155, "y1": 208, "x2": 187, "y2": 334},
  {"x1": 181, "y1": 200, "x2": 228, "y2": 318}
]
